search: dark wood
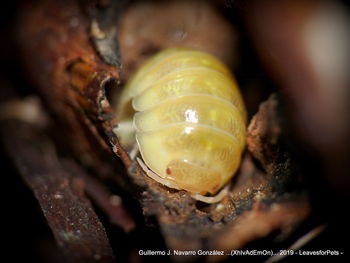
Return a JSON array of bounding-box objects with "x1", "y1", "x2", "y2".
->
[{"x1": 0, "y1": 120, "x2": 114, "y2": 263}]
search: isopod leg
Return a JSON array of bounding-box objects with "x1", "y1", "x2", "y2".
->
[
  {"x1": 137, "y1": 157, "x2": 182, "y2": 190},
  {"x1": 129, "y1": 143, "x2": 139, "y2": 161},
  {"x1": 191, "y1": 185, "x2": 229, "y2": 204}
]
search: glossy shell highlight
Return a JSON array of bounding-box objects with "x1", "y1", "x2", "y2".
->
[{"x1": 116, "y1": 48, "x2": 246, "y2": 195}]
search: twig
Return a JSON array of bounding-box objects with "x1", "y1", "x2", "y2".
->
[
  {"x1": 0, "y1": 120, "x2": 115, "y2": 263},
  {"x1": 62, "y1": 159, "x2": 136, "y2": 232}
]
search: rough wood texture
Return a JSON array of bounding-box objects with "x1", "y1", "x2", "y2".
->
[
  {"x1": 62, "y1": 159, "x2": 135, "y2": 232},
  {"x1": 18, "y1": 0, "x2": 130, "y2": 172},
  {"x1": 0, "y1": 120, "x2": 114, "y2": 263}
]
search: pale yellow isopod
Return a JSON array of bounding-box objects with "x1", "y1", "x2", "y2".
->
[{"x1": 115, "y1": 48, "x2": 247, "y2": 203}]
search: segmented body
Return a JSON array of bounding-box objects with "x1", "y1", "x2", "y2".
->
[{"x1": 116, "y1": 48, "x2": 246, "y2": 196}]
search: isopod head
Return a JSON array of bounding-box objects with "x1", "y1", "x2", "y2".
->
[{"x1": 115, "y1": 48, "x2": 246, "y2": 197}]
